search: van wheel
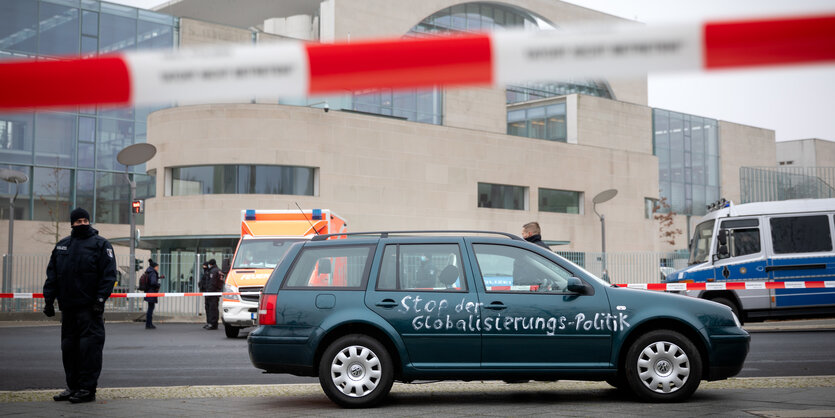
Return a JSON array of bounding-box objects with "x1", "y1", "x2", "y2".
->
[
  {"x1": 624, "y1": 330, "x2": 702, "y2": 402},
  {"x1": 224, "y1": 324, "x2": 240, "y2": 338},
  {"x1": 318, "y1": 334, "x2": 394, "y2": 408},
  {"x1": 711, "y1": 297, "x2": 743, "y2": 324}
]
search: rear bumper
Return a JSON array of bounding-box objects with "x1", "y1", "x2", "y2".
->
[{"x1": 247, "y1": 326, "x2": 315, "y2": 376}]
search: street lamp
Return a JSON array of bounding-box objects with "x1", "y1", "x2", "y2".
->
[
  {"x1": 592, "y1": 189, "x2": 618, "y2": 282},
  {"x1": 117, "y1": 144, "x2": 156, "y2": 310},
  {"x1": 0, "y1": 168, "x2": 28, "y2": 310}
]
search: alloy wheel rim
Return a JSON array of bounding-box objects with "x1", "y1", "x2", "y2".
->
[
  {"x1": 636, "y1": 340, "x2": 690, "y2": 394},
  {"x1": 330, "y1": 345, "x2": 382, "y2": 397}
]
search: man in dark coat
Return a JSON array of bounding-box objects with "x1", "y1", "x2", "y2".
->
[
  {"x1": 143, "y1": 259, "x2": 161, "y2": 329},
  {"x1": 203, "y1": 259, "x2": 223, "y2": 330},
  {"x1": 43, "y1": 207, "x2": 117, "y2": 404},
  {"x1": 522, "y1": 221, "x2": 551, "y2": 251}
]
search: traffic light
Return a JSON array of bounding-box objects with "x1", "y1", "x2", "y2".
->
[
  {"x1": 135, "y1": 259, "x2": 143, "y2": 272},
  {"x1": 131, "y1": 200, "x2": 144, "y2": 214}
]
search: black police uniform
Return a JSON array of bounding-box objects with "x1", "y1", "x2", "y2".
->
[
  {"x1": 43, "y1": 222, "x2": 117, "y2": 402},
  {"x1": 204, "y1": 261, "x2": 222, "y2": 329}
]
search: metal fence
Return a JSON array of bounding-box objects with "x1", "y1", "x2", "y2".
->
[
  {"x1": 740, "y1": 166, "x2": 835, "y2": 203},
  {"x1": 1, "y1": 253, "x2": 232, "y2": 315},
  {"x1": 1, "y1": 250, "x2": 688, "y2": 313}
]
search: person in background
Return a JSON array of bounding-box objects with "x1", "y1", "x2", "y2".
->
[
  {"x1": 42, "y1": 207, "x2": 117, "y2": 404},
  {"x1": 522, "y1": 221, "x2": 551, "y2": 251},
  {"x1": 204, "y1": 259, "x2": 222, "y2": 330},
  {"x1": 144, "y1": 259, "x2": 161, "y2": 329}
]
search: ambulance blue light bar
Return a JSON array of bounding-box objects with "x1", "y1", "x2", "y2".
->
[{"x1": 245, "y1": 209, "x2": 256, "y2": 220}]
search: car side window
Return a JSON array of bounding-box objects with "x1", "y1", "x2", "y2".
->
[
  {"x1": 376, "y1": 244, "x2": 466, "y2": 292},
  {"x1": 282, "y1": 245, "x2": 373, "y2": 289},
  {"x1": 770, "y1": 215, "x2": 833, "y2": 254},
  {"x1": 720, "y1": 218, "x2": 761, "y2": 258},
  {"x1": 473, "y1": 244, "x2": 572, "y2": 293}
]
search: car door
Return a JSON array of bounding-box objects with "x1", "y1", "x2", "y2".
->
[
  {"x1": 767, "y1": 214, "x2": 835, "y2": 309},
  {"x1": 713, "y1": 218, "x2": 771, "y2": 310},
  {"x1": 366, "y1": 238, "x2": 481, "y2": 369},
  {"x1": 468, "y1": 239, "x2": 612, "y2": 369}
]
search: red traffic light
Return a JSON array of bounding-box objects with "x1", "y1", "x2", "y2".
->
[{"x1": 131, "y1": 200, "x2": 144, "y2": 214}]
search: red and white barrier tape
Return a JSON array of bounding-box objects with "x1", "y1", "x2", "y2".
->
[
  {"x1": 3, "y1": 281, "x2": 835, "y2": 298},
  {"x1": 1, "y1": 13, "x2": 833, "y2": 110}
]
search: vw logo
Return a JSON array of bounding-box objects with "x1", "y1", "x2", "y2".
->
[
  {"x1": 656, "y1": 360, "x2": 671, "y2": 374},
  {"x1": 350, "y1": 364, "x2": 363, "y2": 378}
]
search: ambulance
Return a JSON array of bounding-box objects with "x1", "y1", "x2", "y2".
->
[{"x1": 221, "y1": 209, "x2": 347, "y2": 338}]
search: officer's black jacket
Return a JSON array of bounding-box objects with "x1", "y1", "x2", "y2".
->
[
  {"x1": 206, "y1": 265, "x2": 223, "y2": 292},
  {"x1": 43, "y1": 227, "x2": 117, "y2": 311}
]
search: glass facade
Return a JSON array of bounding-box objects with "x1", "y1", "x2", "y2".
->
[
  {"x1": 478, "y1": 182, "x2": 527, "y2": 210},
  {"x1": 653, "y1": 109, "x2": 720, "y2": 216},
  {"x1": 170, "y1": 165, "x2": 316, "y2": 197},
  {"x1": 538, "y1": 188, "x2": 581, "y2": 214},
  {"x1": 0, "y1": 0, "x2": 176, "y2": 224},
  {"x1": 507, "y1": 102, "x2": 566, "y2": 141}
]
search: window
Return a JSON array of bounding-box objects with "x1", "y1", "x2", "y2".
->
[
  {"x1": 688, "y1": 220, "x2": 715, "y2": 265},
  {"x1": 644, "y1": 198, "x2": 658, "y2": 219},
  {"x1": 473, "y1": 244, "x2": 572, "y2": 293},
  {"x1": 170, "y1": 165, "x2": 316, "y2": 196},
  {"x1": 719, "y1": 219, "x2": 761, "y2": 257},
  {"x1": 233, "y1": 239, "x2": 304, "y2": 269},
  {"x1": 283, "y1": 245, "x2": 373, "y2": 289},
  {"x1": 478, "y1": 182, "x2": 526, "y2": 210},
  {"x1": 539, "y1": 188, "x2": 580, "y2": 214},
  {"x1": 507, "y1": 103, "x2": 567, "y2": 142},
  {"x1": 377, "y1": 244, "x2": 466, "y2": 291},
  {"x1": 770, "y1": 215, "x2": 833, "y2": 254}
]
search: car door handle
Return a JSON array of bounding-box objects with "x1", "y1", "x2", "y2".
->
[
  {"x1": 375, "y1": 299, "x2": 399, "y2": 308},
  {"x1": 484, "y1": 302, "x2": 507, "y2": 310}
]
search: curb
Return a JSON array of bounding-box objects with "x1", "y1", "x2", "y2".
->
[{"x1": 2, "y1": 376, "x2": 834, "y2": 403}]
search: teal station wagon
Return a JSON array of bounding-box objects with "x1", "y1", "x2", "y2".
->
[{"x1": 248, "y1": 231, "x2": 749, "y2": 408}]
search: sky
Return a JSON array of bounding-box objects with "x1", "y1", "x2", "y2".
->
[{"x1": 114, "y1": 0, "x2": 835, "y2": 143}]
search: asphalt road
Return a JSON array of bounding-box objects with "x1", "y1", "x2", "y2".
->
[{"x1": 0, "y1": 322, "x2": 832, "y2": 391}]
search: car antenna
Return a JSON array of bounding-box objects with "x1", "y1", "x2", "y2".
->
[{"x1": 295, "y1": 202, "x2": 319, "y2": 235}]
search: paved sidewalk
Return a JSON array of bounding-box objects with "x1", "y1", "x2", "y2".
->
[{"x1": 1, "y1": 377, "x2": 834, "y2": 417}]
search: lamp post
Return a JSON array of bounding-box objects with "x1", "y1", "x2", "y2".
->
[
  {"x1": 116, "y1": 144, "x2": 156, "y2": 311},
  {"x1": 0, "y1": 169, "x2": 29, "y2": 311},
  {"x1": 592, "y1": 189, "x2": 618, "y2": 282}
]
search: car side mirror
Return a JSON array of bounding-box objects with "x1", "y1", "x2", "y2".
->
[
  {"x1": 717, "y1": 229, "x2": 728, "y2": 246},
  {"x1": 567, "y1": 277, "x2": 591, "y2": 295}
]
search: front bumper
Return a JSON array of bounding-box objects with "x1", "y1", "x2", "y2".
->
[
  {"x1": 222, "y1": 301, "x2": 259, "y2": 327},
  {"x1": 706, "y1": 328, "x2": 750, "y2": 381}
]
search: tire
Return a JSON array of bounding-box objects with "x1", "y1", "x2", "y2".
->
[
  {"x1": 711, "y1": 297, "x2": 743, "y2": 324},
  {"x1": 318, "y1": 334, "x2": 394, "y2": 408},
  {"x1": 605, "y1": 373, "x2": 628, "y2": 391},
  {"x1": 624, "y1": 330, "x2": 702, "y2": 402},
  {"x1": 224, "y1": 324, "x2": 240, "y2": 338}
]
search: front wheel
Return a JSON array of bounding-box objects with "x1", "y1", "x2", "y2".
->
[
  {"x1": 624, "y1": 330, "x2": 702, "y2": 402},
  {"x1": 224, "y1": 323, "x2": 240, "y2": 338},
  {"x1": 318, "y1": 334, "x2": 394, "y2": 408}
]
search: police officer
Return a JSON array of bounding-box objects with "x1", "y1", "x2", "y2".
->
[
  {"x1": 203, "y1": 259, "x2": 222, "y2": 330},
  {"x1": 42, "y1": 207, "x2": 117, "y2": 404},
  {"x1": 521, "y1": 221, "x2": 551, "y2": 251}
]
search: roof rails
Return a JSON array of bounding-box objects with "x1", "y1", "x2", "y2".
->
[{"x1": 310, "y1": 230, "x2": 524, "y2": 241}]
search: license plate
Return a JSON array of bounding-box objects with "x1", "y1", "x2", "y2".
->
[{"x1": 251, "y1": 313, "x2": 257, "y2": 320}]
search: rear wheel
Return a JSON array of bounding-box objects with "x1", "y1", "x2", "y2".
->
[
  {"x1": 318, "y1": 334, "x2": 394, "y2": 408},
  {"x1": 224, "y1": 323, "x2": 240, "y2": 338},
  {"x1": 624, "y1": 330, "x2": 702, "y2": 402}
]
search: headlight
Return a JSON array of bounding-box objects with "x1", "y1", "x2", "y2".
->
[
  {"x1": 731, "y1": 312, "x2": 742, "y2": 328},
  {"x1": 223, "y1": 283, "x2": 240, "y2": 301}
]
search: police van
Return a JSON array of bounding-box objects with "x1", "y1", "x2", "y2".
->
[{"x1": 665, "y1": 198, "x2": 835, "y2": 322}]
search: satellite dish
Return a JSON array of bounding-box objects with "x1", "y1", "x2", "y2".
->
[
  {"x1": 117, "y1": 143, "x2": 157, "y2": 166},
  {"x1": 593, "y1": 189, "x2": 618, "y2": 204},
  {"x1": 0, "y1": 169, "x2": 29, "y2": 184}
]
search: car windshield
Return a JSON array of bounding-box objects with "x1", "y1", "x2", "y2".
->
[
  {"x1": 233, "y1": 239, "x2": 304, "y2": 269},
  {"x1": 688, "y1": 220, "x2": 715, "y2": 265}
]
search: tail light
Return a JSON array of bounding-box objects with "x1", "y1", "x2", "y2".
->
[{"x1": 258, "y1": 294, "x2": 277, "y2": 325}]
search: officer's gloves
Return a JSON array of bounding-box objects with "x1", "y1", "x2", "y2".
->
[
  {"x1": 92, "y1": 301, "x2": 105, "y2": 314},
  {"x1": 43, "y1": 303, "x2": 55, "y2": 317}
]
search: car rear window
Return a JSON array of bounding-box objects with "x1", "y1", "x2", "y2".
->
[{"x1": 282, "y1": 245, "x2": 374, "y2": 289}]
